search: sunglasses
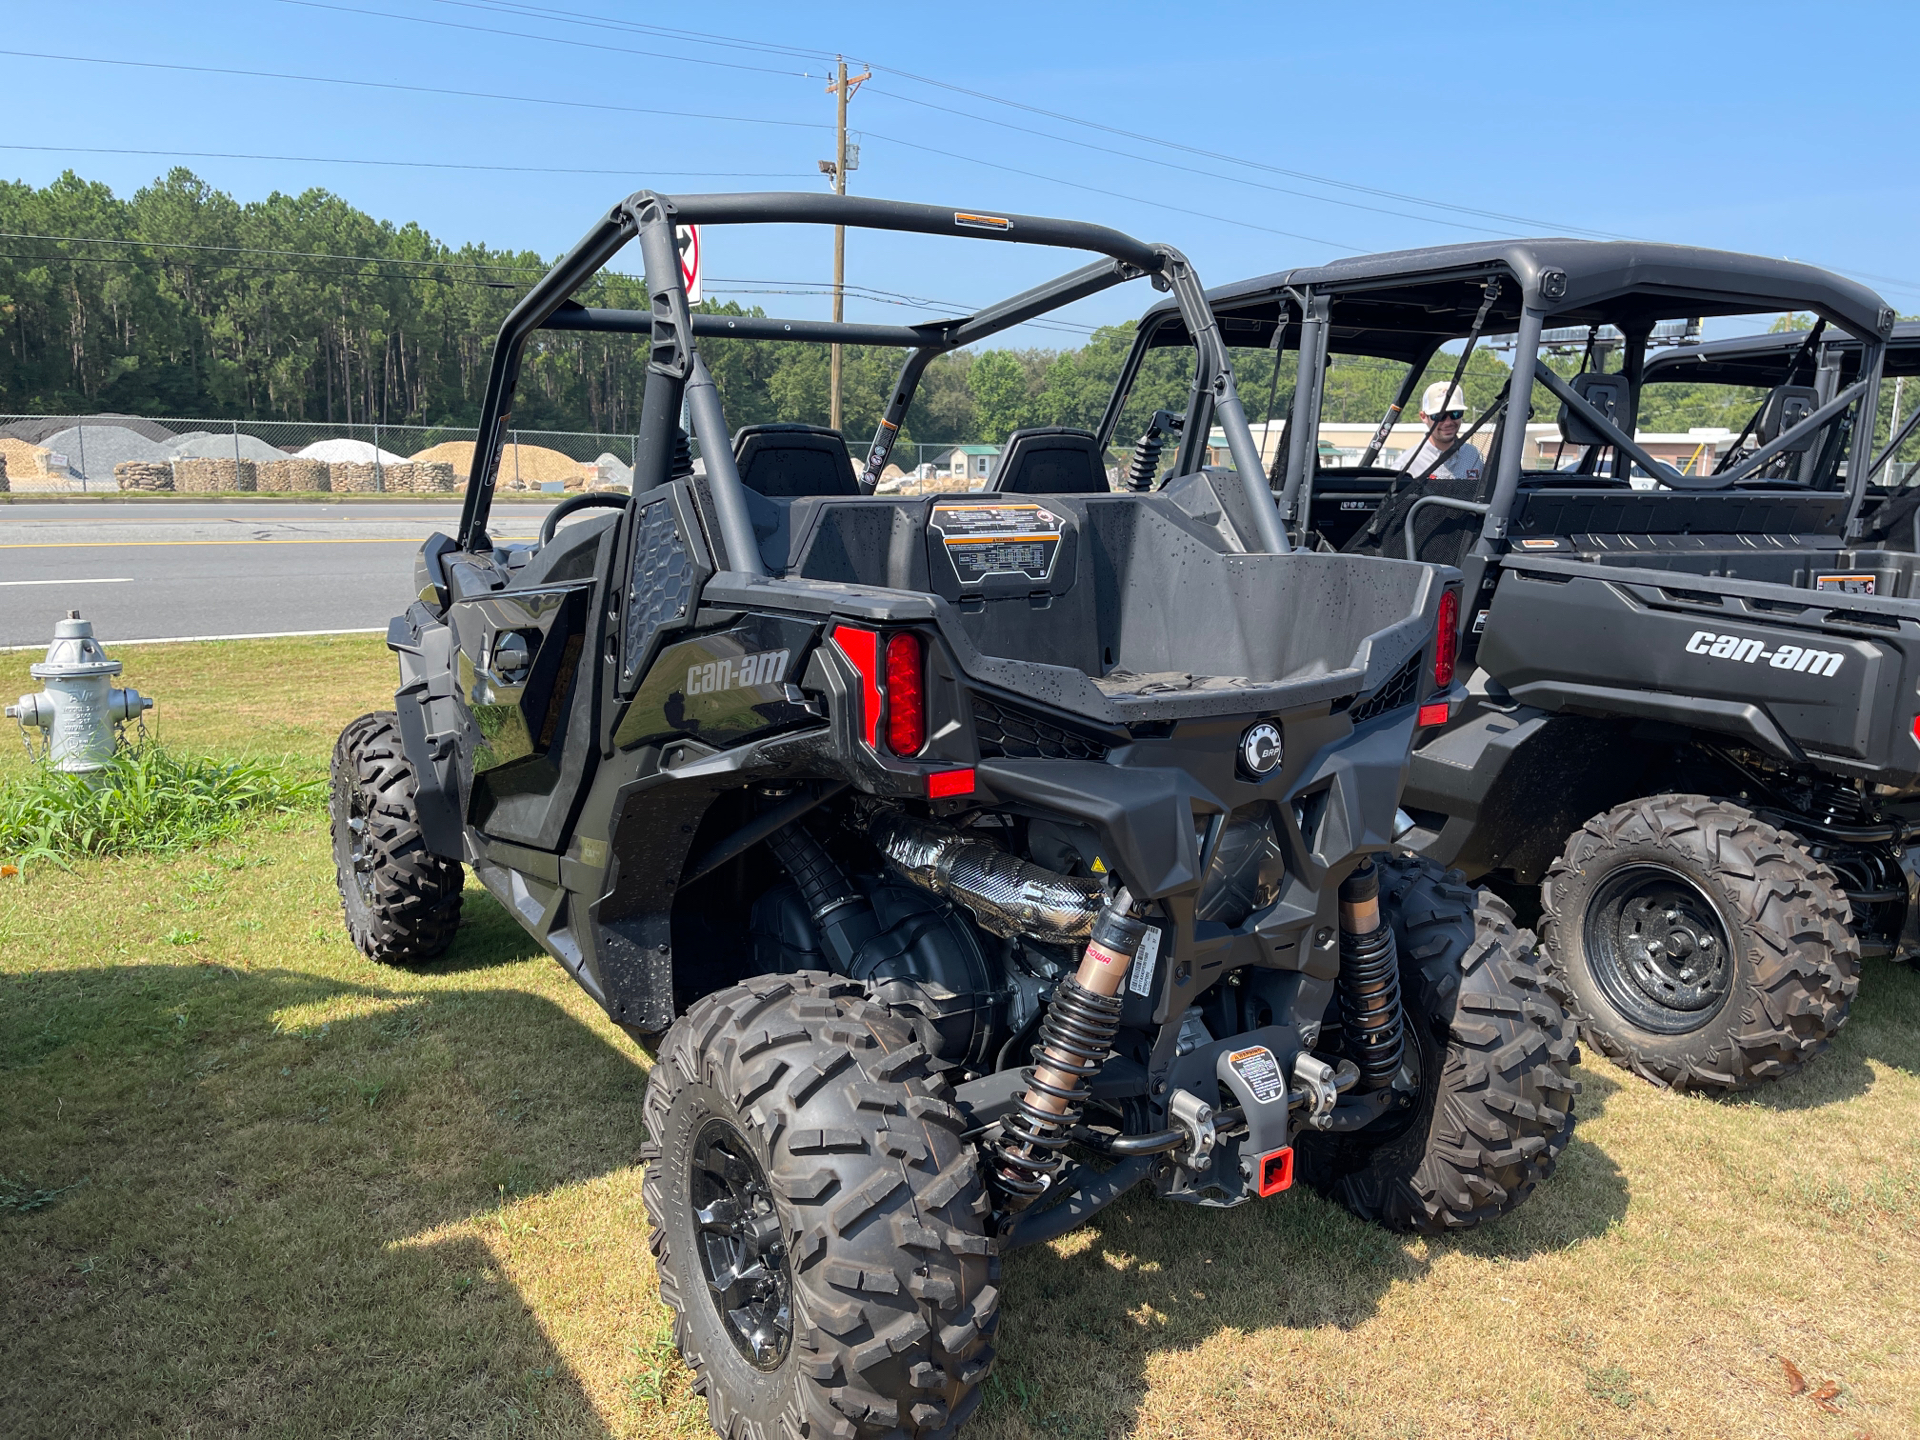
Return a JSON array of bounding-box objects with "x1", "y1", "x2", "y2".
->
[{"x1": 1435, "y1": 410, "x2": 1465, "y2": 421}]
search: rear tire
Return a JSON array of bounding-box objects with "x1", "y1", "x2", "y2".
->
[
  {"x1": 330, "y1": 711, "x2": 464, "y2": 964},
  {"x1": 643, "y1": 972, "x2": 998, "y2": 1440},
  {"x1": 1540, "y1": 794, "x2": 1857, "y2": 1093},
  {"x1": 1296, "y1": 854, "x2": 1580, "y2": 1233}
]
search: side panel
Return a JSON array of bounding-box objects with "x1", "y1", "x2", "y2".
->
[{"x1": 1477, "y1": 562, "x2": 1913, "y2": 777}]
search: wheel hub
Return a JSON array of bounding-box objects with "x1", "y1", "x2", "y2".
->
[
  {"x1": 690, "y1": 1118, "x2": 792, "y2": 1370},
  {"x1": 1584, "y1": 863, "x2": 1735, "y2": 1033},
  {"x1": 344, "y1": 791, "x2": 377, "y2": 908}
]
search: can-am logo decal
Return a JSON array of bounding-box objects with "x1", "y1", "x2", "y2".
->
[
  {"x1": 1239, "y1": 722, "x2": 1284, "y2": 776},
  {"x1": 685, "y1": 648, "x2": 790, "y2": 696},
  {"x1": 1684, "y1": 630, "x2": 1844, "y2": 678}
]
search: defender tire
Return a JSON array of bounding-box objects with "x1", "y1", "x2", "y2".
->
[
  {"x1": 329, "y1": 711, "x2": 464, "y2": 964},
  {"x1": 1296, "y1": 854, "x2": 1579, "y2": 1233},
  {"x1": 1540, "y1": 795, "x2": 1857, "y2": 1094},
  {"x1": 643, "y1": 972, "x2": 998, "y2": 1440}
]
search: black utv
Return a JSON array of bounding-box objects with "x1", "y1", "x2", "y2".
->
[
  {"x1": 328, "y1": 193, "x2": 1577, "y2": 1440},
  {"x1": 1127, "y1": 241, "x2": 1900, "y2": 1095}
]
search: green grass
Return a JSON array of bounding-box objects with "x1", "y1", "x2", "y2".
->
[
  {"x1": 2, "y1": 635, "x2": 1918, "y2": 1439},
  {"x1": 0, "y1": 746, "x2": 323, "y2": 870}
]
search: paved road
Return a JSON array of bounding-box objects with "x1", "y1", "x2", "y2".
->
[{"x1": 0, "y1": 502, "x2": 557, "y2": 648}]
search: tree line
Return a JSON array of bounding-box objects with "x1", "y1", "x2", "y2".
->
[{"x1": 1, "y1": 169, "x2": 1906, "y2": 459}]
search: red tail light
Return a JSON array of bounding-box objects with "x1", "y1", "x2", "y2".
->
[
  {"x1": 884, "y1": 632, "x2": 926, "y2": 756},
  {"x1": 1432, "y1": 588, "x2": 1460, "y2": 690}
]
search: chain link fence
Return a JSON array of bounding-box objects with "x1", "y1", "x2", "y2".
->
[{"x1": 0, "y1": 415, "x2": 640, "y2": 494}]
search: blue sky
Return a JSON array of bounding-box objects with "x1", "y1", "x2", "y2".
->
[{"x1": 7, "y1": 0, "x2": 1918, "y2": 345}]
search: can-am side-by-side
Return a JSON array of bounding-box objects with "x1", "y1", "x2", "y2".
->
[{"x1": 330, "y1": 193, "x2": 1578, "y2": 1440}]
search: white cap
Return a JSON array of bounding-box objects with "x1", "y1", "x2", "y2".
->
[{"x1": 1421, "y1": 380, "x2": 1469, "y2": 417}]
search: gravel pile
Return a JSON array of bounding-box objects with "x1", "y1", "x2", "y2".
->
[
  {"x1": 174, "y1": 457, "x2": 257, "y2": 492},
  {"x1": 299, "y1": 438, "x2": 409, "y2": 465},
  {"x1": 115, "y1": 461, "x2": 174, "y2": 492},
  {"x1": 257, "y1": 458, "x2": 329, "y2": 492},
  {"x1": 0, "y1": 414, "x2": 178, "y2": 446},
  {"x1": 593, "y1": 451, "x2": 633, "y2": 487},
  {"x1": 167, "y1": 430, "x2": 288, "y2": 463},
  {"x1": 0, "y1": 437, "x2": 56, "y2": 477},
  {"x1": 39, "y1": 424, "x2": 173, "y2": 480}
]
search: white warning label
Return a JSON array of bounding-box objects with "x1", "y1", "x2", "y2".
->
[
  {"x1": 1127, "y1": 925, "x2": 1162, "y2": 997},
  {"x1": 929, "y1": 502, "x2": 1062, "y2": 584},
  {"x1": 1226, "y1": 1045, "x2": 1286, "y2": 1105}
]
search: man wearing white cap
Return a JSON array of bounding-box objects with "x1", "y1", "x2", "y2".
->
[{"x1": 1401, "y1": 380, "x2": 1483, "y2": 482}]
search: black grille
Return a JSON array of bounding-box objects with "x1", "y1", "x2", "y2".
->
[
  {"x1": 971, "y1": 696, "x2": 1110, "y2": 762},
  {"x1": 1347, "y1": 649, "x2": 1424, "y2": 725},
  {"x1": 622, "y1": 495, "x2": 694, "y2": 684}
]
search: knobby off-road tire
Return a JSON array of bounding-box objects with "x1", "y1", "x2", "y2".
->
[
  {"x1": 1297, "y1": 854, "x2": 1580, "y2": 1233},
  {"x1": 643, "y1": 972, "x2": 998, "y2": 1440},
  {"x1": 1540, "y1": 795, "x2": 1857, "y2": 1094},
  {"x1": 329, "y1": 711, "x2": 464, "y2": 964}
]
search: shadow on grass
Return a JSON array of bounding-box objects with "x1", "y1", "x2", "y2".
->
[
  {"x1": 983, "y1": 1061, "x2": 1631, "y2": 1437},
  {"x1": 0, "y1": 954, "x2": 648, "y2": 1438}
]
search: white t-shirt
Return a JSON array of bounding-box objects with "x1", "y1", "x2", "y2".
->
[{"x1": 1401, "y1": 439, "x2": 1484, "y2": 483}]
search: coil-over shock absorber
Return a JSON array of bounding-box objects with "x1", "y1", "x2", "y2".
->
[
  {"x1": 1335, "y1": 860, "x2": 1407, "y2": 1089},
  {"x1": 987, "y1": 890, "x2": 1150, "y2": 1208},
  {"x1": 1125, "y1": 409, "x2": 1185, "y2": 491}
]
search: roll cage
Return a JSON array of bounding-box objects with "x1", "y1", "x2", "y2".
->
[
  {"x1": 1644, "y1": 320, "x2": 1920, "y2": 488},
  {"x1": 454, "y1": 190, "x2": 1289, "y2": 558},
  {"x1": 1117, "y1": 239, "x2": 1897, "y2": 550}
]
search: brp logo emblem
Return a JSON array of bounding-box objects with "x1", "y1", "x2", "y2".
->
[{"x1": 1239, "y1": 722, "x2": 1283, "y2": 778}]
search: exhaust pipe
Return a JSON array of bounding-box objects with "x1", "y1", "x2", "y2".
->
[{"x1": 870, "y1": 811, "x2": 1105, "y2": 946}]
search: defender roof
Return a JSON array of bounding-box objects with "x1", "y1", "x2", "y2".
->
[
  {"x1": 1138, "y1": 240, "x2": 1895, "y2": 361},
  {"x1": 1643, "y1": 320, "x2": 1920, "y2": 386}
]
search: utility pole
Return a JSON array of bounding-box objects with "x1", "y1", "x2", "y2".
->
[{"x1": 821, "y1": 56, "x2": 868, "y2": 433}]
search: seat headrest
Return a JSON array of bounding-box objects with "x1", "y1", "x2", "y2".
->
[
  {"x1": 1556, "y1": 371, "x2": 1632, "y2": 447},
  {"x1": 988, "y1": 427, "x2": 1108, "y2": 496},
  {"x1": 1757, "y1": 385, "x2": 1822, "y2": 452},
  {"x1": 732, "y1": 423, "x2": 859, "y2": 498}
]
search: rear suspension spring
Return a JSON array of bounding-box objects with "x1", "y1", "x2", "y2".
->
[
  {"x1": 1125, "y1": 409, "x2": 1184, "y2": 491},
  {"x1": 986, "y1": 894, "x2": 1147, "y2": 1208},
  {"x1": 1335, "y1": 860, "x2": 1406, "y2": 1090}
]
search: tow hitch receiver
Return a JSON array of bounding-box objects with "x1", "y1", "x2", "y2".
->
[{"x1": 1256, "y1": 1146, "x2": 1295, "y2": 1196}]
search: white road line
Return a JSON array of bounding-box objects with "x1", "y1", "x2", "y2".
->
[
  {"x1": 0, "y1": 626, "x2": 386, "y2": 652},
  {"x1": 0, "y1": 576, "x2": 135, "y2": 586}
]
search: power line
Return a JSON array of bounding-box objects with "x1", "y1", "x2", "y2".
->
[
  {"x1": 0, "y1": 49, "x2": 833, "y2": 135},
  {"x1": 276, "y1": 0, "x2": 824, "y2": 79},
  {"x1": 0, "y1": 143, "x2": 806, "y2": 182},
  {"x1": 420, "y1": 0, "x2": 1619, "y2": 239}
]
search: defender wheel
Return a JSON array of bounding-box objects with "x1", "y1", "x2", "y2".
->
[
  {"x1": 643, "y1": 972, "x2": 998, "y2": 1440},
  {"x1": 329, "y1": 712, "x2": 464, "y2": 964},
  {"x1": 1540, "y1": 795, "x2": 1857, "y2": 1094},
  {"x1": 1296, "y1": 855, "x2": 1579, "y2": 1233},
  {"x1": 1528, "y1": 802, "x2": 1858, "y2": 1090}
]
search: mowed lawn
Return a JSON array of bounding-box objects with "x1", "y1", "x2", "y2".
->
[{"x1": 2, "y1": 635, "x2": 1918, "y2": 1439}]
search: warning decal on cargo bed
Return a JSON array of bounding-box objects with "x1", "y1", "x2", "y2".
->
[
  {"x1": 929, "y1": 502, "x2": 1062, "y2": 584},
  {"x1": 1226, "y1": 1045, "x2": 1286, "y2": 1105},
  {"x1": 1815, "y1": 573, "x2": 1876, "y2": 595}
]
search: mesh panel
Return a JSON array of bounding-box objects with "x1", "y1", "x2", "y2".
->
[
  {"x1": 622, "y1": 496, "x2": 694, "y2": 685},
  {"x1": 1347, "y1": 649, "x2": 1425, "y2": 725},
  {"x1": 971, "y1": 696, "x2": 1111, "y2": 762}
]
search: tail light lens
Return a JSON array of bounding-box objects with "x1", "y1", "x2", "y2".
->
[
  {"x1": 884, "y1": 632, "x2": 926, "y2": 756},
  {"x1": 1432, "y1": 588, "x2": 1460, "y2": 690}
]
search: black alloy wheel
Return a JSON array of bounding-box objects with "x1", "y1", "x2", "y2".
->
[
  {"x1": 1580, "y1": 862, "x2": 1734, "y2": 1034},
  {"x1": 688, "y1": 1118, "x2": 792, "y2": 1370},
  {"x1": 1541, "y1": 794, "x2": 1858, "y2": 1093}
]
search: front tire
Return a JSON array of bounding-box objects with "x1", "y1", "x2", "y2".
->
[
  {"x1": 1540, "y1": 795, "x2": 1857, "y2": 1094},
  {"x1": 643, "y1": 973, "x2": 998, "y2": 1440},
  {"x1": 1296, "y1": 854, "x2": 1580, "y2": 1233},
  {"x1": 330, "y1": 711, "x2": 464, "y2": 964}
]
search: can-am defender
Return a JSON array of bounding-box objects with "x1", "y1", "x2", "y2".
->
[
  {"x1": 328, "y1": 194, "x2": 1577, "y2": 1440},
  {"x1": 1127, "y1": 242, "x2": 1898, "y2": 1093}
]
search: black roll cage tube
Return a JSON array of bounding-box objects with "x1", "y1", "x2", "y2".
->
[
  {"x1": 455, "y1": 191, "x2": 1288, "y2": 556},
  {"x1": 1213, "y1": 261, "x2": 1892, "y2": 551}
]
